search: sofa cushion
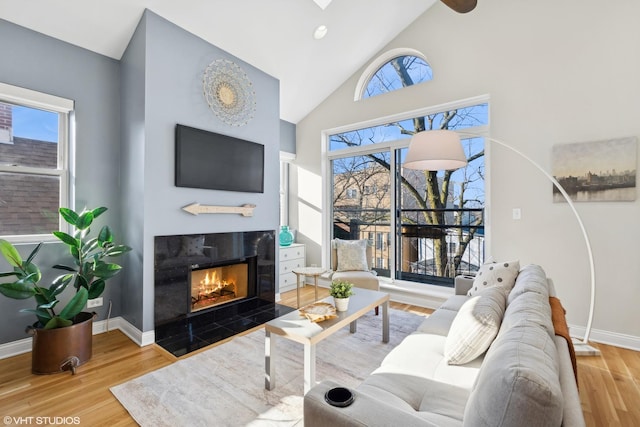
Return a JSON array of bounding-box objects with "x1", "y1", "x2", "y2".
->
[
  {"x1": 501, "y1": 289, "x2": 555, "y2": 339},
  {"x1": 374, "y1": 333, "x2": 482, "y2": 390},
  {"x1": 359, "y1": 372, "x2": 470, "y2": 425},
  {"x1": 463, "y1": 318, "x2": 563, "y2": 427},
  {"x1": 438, "y1": 295, "x2": 469, "y2": 312},
  {"x1": 331, "y1": 270, "x2": 379, "y2": 291},
  {"x1": 444, "y1": 286, "x2": 508, "y2": 365},
  {"x1": 507, "y1": 264, "x2": 549, "y2": 305},
  {"x1": 416, "y1": 308, "x2": 458, "y2": 336},
  {"x1": 468, "y1": 260, "x2": 519, "y2": 296},
  {"x1": 334, "y1": 238, "x2": 369, "y2": 271}
]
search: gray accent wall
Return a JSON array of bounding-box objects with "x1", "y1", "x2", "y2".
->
[
  {"x1": 0, "y1": 19, "x2": 122, "y2": 343},
  {"x1": 0, "y1": 9, "x2": 280, "y2": 343},
  {"x1": 120, "y1": 11, "x2": 280, "y2": 332},
  {"x1": 280, "y1": 120, "x2": 296, "y2": 154}
]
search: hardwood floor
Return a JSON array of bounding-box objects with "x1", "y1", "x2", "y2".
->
[{"x1": 0, "y1": 286, "x2": 637, "y2": 426}]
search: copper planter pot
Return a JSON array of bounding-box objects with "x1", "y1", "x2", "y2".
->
[{"x1": 28, "y1": 312, "x2": 95, "y2": 375}]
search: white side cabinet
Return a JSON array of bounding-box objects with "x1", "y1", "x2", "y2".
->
[{"x1": 279, "y1": 243, "x2": 305, "y2": 294}]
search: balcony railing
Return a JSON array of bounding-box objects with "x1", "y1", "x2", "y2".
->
[{"x1": 333, "y1": 207, "x2": 484, "y2": 286}]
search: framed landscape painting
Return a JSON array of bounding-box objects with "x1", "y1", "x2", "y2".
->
[{"x1": 551, "y1": 136, "x2": 637, "y2": 202}]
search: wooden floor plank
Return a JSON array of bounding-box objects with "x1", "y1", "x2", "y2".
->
[{"x1": 0, "y1": 285, "x2": 636, "y2": 427}]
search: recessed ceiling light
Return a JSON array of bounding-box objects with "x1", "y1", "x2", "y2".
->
[{"x1": 314, "y1": 25, "x2": 328, "y2": 40}]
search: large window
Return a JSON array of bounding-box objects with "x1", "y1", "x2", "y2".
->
[
  {"x1": 328, "y1": 100, "x2": 487, "y2": 286},
  {"x1": 0, "y1": 83, "x2": 73, "y2": 242}
]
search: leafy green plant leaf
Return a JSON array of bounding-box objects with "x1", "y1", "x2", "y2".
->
[
  {"x1": 59, "y1": 287, "x2": 88, "y2": 320},
  {"x1": 88, "y1": 279, "x2": 105, "y2": 299},
  {"x1": 20, "y1": 308, "x2": 52, "y2": 322},
  {"x1": 91, "y1": 206, "x2": 107, "y2": 219},
  {"x1": 22, "y1": 262, "x2": 42, "y2": 284},
  {"x1": 70, "y1": 246, "x2": 80, "y2": 262},
  {"x1": 0, "y1": 239, "x2": 23, "y2": 268},
  {"x1": 53, "y1": 231, "x2": 79, "y2": 248},
  {"x1": 104, "y1": 245, "x2": 132, "y2": 257},
  {"x1": 0, "y1": 282, "x2": 36, "y2": 299},
  {"x1": 98, "y1": 226, "x2": 113, "y2": 246},
  {"x1": 25, "y1": 242, "x2": 43, "y2": 265},
  {"x1": 52, "y1": 264, "x2": 76, "y2": 272},
  {"x1": 59, "y1": 208, "x2": 79, "y2": 226},
  {"x1": 49, "y1": 274, "x2": 73, "y2": 297},
  {"x1": 82, "y1": 238, "x2": 99, "y2": 255},
  {"x1": 37, "y1": 299, "x2": 59, "y2": 310},
  {"x1": 0, "y1": 271, "x2": 18, "y2": 278},
  {"x1": 93, "y1": 262, "x2": 122, "y2": 279},
  {"x1": 44, "y1": 316, "x2": 73, "y2": 329},
  {"x1": 76, "y1": 211, "x2": 94, "y2": 230}
]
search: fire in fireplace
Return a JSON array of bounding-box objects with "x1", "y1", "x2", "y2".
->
[{"x1": 190, "y1": 262, "x2": 249, "y2": 312}]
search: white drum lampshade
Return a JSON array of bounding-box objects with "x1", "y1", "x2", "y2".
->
[{"x1": 404, "y1": 130, "x2": 468, "y2": 171}]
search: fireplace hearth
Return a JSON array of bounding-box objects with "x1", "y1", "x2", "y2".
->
[{"x1": 154, "y1": 230, "x2": 294, "y2": 356}]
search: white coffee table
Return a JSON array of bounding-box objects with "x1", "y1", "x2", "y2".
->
[{"x1": 264, "y1": 288, "x2": 389, "y2": 394}]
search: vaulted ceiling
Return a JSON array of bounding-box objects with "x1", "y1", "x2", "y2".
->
[{"x1": 0, "y1": 0, "x2": 438, "y2": 123}]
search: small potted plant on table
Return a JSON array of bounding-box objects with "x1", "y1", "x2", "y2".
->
[{"x1": 330, "y1": 280, "x2": 354, "y2": 312}]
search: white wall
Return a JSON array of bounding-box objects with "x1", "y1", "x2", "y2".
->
[{"x1": 294, "y1": 0, "x2": 640, "y2": 346}]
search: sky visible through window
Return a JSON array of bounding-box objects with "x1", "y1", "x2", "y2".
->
[
  {"x1": 12, "y1": 105, "x2": 58, "y2": 143},
  {"x1": 364, "y1": 55, "x2": 432, "y2": 99}
]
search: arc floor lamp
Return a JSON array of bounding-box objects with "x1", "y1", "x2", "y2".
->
[{"x1": 404, "y1": 129, "x2": 598, "y2": 355}]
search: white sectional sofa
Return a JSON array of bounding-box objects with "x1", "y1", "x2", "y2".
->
[{"x1": 304, "y1": 264, "x2": 585, "y2": 427}]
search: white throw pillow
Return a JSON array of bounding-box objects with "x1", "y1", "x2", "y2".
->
[
  {"x1": 335, "y1": 239, "x2": 369, "y2": 271},
  {"x1": 467, "y1": 260, "x2": 520, "y2": 296},
  {"x1": 444, "y1": 286, "x2": 508, "y2": 365}
]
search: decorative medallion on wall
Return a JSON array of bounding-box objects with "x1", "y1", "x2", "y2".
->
[{"x1": 203, "y1": 59, "x2": 256, "y2": 127}]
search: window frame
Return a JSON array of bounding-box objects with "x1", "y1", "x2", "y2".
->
[
  {"x1": 321, "y1": 94, "x2": 490, "y2": 284},
  {"x1": 279, "y1": 151, "x2": 295, "y2": 227},
  {"x1": 0, "y1": 82, "x2": 74, "y2": 243},
  {"x1": 354, "y1": 48, "x2": 432, "y2": 101}
]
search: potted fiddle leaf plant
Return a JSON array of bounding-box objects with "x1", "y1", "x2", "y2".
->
[
  {"x1": 330, "y1": 280, "x2": 354, "y2": 312},
  {"x1": 0, "y1": 206, "x2": 131, "y2": 374}
]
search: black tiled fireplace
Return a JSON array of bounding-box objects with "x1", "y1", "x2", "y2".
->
[{"x1": 154, "y1": 230, "x2": 293, "y2": 356}]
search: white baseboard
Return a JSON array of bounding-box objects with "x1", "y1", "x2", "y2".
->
[
  {"x1": 569, "y1": 324, "x2": 640, "y2": 352},
  {"x1": 0, "y1": 316, "x2": 155, "y2": 360},
  {"x1": 117, "y1": 317, "x2": 155, "y2": 347},
  {"x1": 0, "y1": 337, "x2": 32, "y2": 359}
]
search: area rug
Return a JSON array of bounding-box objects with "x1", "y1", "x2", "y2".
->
[{"x1": 111, "y1": 308, "x2": 426, "y2": 427}]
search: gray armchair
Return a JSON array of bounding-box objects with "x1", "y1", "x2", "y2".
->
[{"x1": 330, "y1": 239, "x2": 380, "y2": 314}]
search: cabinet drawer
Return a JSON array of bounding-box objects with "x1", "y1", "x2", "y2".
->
[
  {"x1": 280, "y1": 258, "x2": 304, "y2": 275},
  {"x1": 279, "y1": 272, "x2": 298, "y2": 289},
  {"x1": 280, "y1": 245, "x2": 305, "y2": 261}
]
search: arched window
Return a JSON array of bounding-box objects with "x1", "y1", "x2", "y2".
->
[{"x1": 355, "y1": 48, "x2": 433, "y2": 100}]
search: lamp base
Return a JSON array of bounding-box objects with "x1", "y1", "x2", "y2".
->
[{"x1": 572, "y1": 339, "x2": 601, "y2": 357}]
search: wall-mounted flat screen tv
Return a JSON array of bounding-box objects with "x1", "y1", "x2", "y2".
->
[{"x1": 175, "y1": 124, "x2": 264, "y2": 193}]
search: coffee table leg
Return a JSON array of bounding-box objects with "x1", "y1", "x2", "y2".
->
[
  {"x1": 265, "y1": 330, "x2": 275, "y2": 390},
  {"x1": 350, "y1": 320, "x2": 357, "y2": 334},
  {"x1": 303, "y1": 342, "x2": 316, "y2": 394},
  {"x1": 314, "y1": 274, "x2": 318, "y2": 301},
  {"x1": 296, "y1": 273, "x2": 301, "y2": 308},
  {"x1": 382, "y1": 300, "x2": 389, "y2": 343}
]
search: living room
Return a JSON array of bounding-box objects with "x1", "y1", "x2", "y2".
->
[{"x1": 0, "y1": 0, "x2": 638, "y2": 425}]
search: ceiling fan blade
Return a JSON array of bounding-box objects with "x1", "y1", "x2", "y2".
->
[{"x1": 441, "y1": 0, "x2": 477, "y2": 13}]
